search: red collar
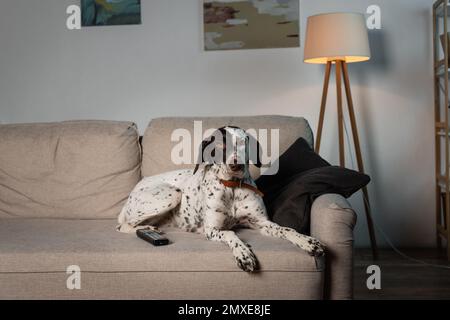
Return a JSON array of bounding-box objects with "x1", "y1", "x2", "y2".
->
[{"x1": 220, "y1": 179, "x2": 264, "y2": 198}]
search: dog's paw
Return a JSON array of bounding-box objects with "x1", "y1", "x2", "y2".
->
[
  {"x1": 293, "y1": 235, "x2": 325, "y2": 257},
  {"x1": 233, "y1": 244, "x2": 259, "y2": 272},
  {"x1": 308, "y1": 240, "x2": 325, "y2": 257},
  {"x1": 304, "y1": 237, "x2": 325, "y2": 257}
]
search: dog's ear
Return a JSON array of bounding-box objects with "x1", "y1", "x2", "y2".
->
[
  {"x1": 194, "y1": 127, "x2": 228, "y2": 175},
  {"x1": 194, "y1": 138, "x2": 214, "y2": 175},
  {"x1": 246, "y1": 132, "x2": 263, "y2": 168}
]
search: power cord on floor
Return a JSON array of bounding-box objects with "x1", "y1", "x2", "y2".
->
[{"x1": 342, "y1": 118, "x2": 450, "y2": 270}]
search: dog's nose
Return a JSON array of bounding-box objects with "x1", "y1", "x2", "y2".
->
[{"x1": 229, "y1": 164, "x2": 244, "y2": 172}]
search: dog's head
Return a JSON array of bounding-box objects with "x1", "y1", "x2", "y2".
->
[{"x1": 194, "y1": 126, "x2": 262, "y2": 180}]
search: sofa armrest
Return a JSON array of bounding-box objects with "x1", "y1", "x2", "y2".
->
[{"x1": 310, "y1": 194, "x2": 357, "y2": 300}]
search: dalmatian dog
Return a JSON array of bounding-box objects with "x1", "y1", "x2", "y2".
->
[{"x1": 117, "y1": 126, "x2": 324, "y2": 272}]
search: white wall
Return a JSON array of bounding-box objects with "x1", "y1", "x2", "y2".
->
[{"x1": 0, "y1": 0, "x2": 436, "y2": 248}]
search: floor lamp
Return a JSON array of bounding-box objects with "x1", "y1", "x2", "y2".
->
[{"x1": 304, "y1": 13, "x2": 378, "y2": 259}]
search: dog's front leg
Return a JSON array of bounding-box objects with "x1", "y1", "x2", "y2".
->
[
  {"x1": 254, "y1": 220, "x2": 325, "y2": 257},
  {"x1": 204, "y1": 226, "x2": 258, "y2": 272}
]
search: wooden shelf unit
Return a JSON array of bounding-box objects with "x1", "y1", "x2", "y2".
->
[{"x1": 433, "y1": 0, "x2": 450, "y2": 260}]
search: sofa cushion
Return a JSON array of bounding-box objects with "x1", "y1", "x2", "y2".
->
[
  {"x1": 0, "y1": 219, "x2": 323, "y2": 273},
  {"x1": 0, "y1": 270, "x2": 323, "y2": 300},
  {"x1": 0, "y1": 219, "x2": 324, "y2": 299},
  {"x1": 0, "y1": 121, "x2": 141, "y2": 219},
  {"x1": 141, "y1": 116, "x2": 314, "y2": 177},
  {"x1": 256, "y1": 137, "x2": 331, "y2": 192}
]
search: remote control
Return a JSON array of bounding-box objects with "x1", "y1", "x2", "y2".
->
[{"x1": 137, "y1": 229, "x2": 170, "y2": 246}]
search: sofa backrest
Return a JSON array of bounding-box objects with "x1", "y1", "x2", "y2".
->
[
  {"x1": 0, "y1": 121, "x2": 141, "y2": 219},
  {"x1": 141, "y1": 115, "x2": 314, "y2": 177}
]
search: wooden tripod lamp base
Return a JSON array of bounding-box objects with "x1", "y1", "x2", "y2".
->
[
  {"x1": 304, "y1": 13, "x2": 378, "y2": 259},
  {"x1": 316, "y1": 60, "x2": 378, "y2": 260}
]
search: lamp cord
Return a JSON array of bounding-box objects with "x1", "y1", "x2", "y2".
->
[{"x1": 342, "y1": 118, "x2": 450, "y2": 270}]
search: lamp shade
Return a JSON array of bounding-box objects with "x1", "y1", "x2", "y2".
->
[{"x1": 304, "y1": 13, "x2": 371, "y2": 64}]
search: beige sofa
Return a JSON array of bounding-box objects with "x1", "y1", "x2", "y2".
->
[{"x1": 0, "y1": 116, "x2": 357, "y2": 300}]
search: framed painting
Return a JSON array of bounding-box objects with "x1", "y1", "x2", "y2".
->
[
  {"x1": 203, "y1": 0, "x2": 300, "y2": 51},
  {"x1": 81, "y1": 0, "x2": 142, "y2": 26}
]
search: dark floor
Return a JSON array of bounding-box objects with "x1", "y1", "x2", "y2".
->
[{"x1": 354, "y1": 249, "x2": 450, "y2": 300}]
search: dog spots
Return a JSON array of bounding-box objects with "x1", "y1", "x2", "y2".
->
[{"x1": 122, "y1": 163, "x2": 274, "y2": 268}]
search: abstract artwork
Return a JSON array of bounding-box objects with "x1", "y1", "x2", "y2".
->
[
  {"x1": 203, "y1": 0, "x2": 300, "y2": 51},
  {"x1": 81, "y1": 0, "x2": 141, "y2": 26}
]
